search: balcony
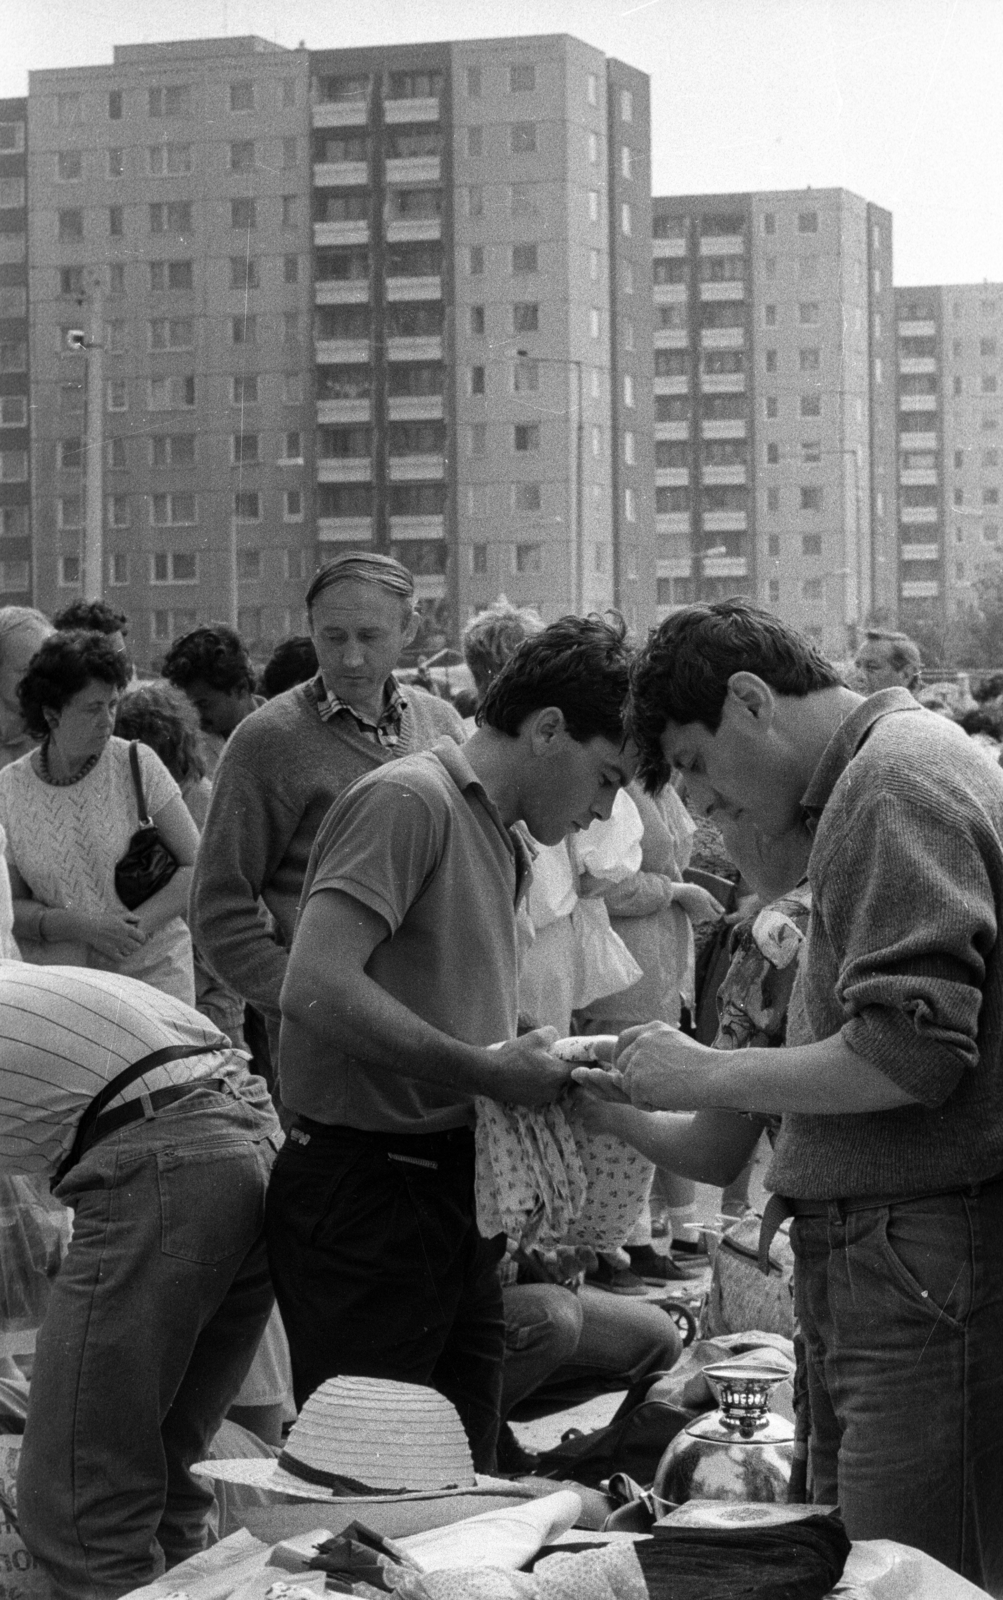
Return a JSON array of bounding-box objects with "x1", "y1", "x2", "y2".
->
[
  {"x1": 653, "y1": 283, "x2": 687, "y2": 305},
  {"x1": 898, "y1": 431, "x2": 936, "y2": 450},
  {"x1": 387, "y1": 454, "x2": 445, "y2": 480},
  {"x1": 656, "y1": 512, "x2": 691, "y2": 536},
  {"x1": 700, "y1": 281, "x2": 744, "y2": 301},
  {"x1": 900, "y1": 505, "x2": 938, "y2": 524},
  {"x1": 654, "y1": 420, "x2": 689, "y2": 441},
  {"x1": 314, "y1": 339, "x2": 370, "y2": 365},
  {"x1": 702, "y1": 464, "x2": 747, "y2": 486},
  {"x1": 387, "y1": 335, "x2": 442, "y2": 363},
  {"x1": 653, "y1": 236, "x2": 687, "y2": 258},
  {"x1": 702, "y1": 419, "x2": 747, "y2": 440},
  {"x1": 388, "y1": 395, "x2": 443, "y2": 422},
  {"x1": 901, "y1": 578, "x2": 939, "y2": 598},
  {"x1": 385, "y1": 217, "x2": 442, "y2": 244},
  {"x1": 314, "y1": 221, "x2": 369, "y2": 248},
  {"x1": 385, "y1": 275, "x2": 442, "y2": 302},
  {"x1": 701, "y1": 326, "x2": 744, "y2": 349},
  {"x1": 318, "y1": 516, "x2": 373, "y2": 542},
  {"x1": 657, "y1": 556, "x2": 693, "y2": 578},
  {"x1": 384, "y1": 97, "x2": 440, "y2": 124},
  {"x1": 700, "y1": 373, "x2": 745, "y2": 394},
  {"x1": 900, "y1": 543, "x2": 940, "y2": 562},
  {"x1": 313, "y1": 161, "x2": 368, "y2": 186},
  {"x1": 312, "y1": 100, "x2": 369, "y2": 129},
  {"x1": 315, "y1": 280, "x2": 370, "y2": 306},
  {"x1": 654, "y1": 328, "x2": 689, "y2": 349},
  {"x1": 653, "y1": 375, "x2": 689, "y2": 396},
  {"x1": 899, "y1": 357, "x2": 937, "y2": 376},
  {"x1": 317, "y1": 398, "x2": 371, "y2": 425},
  {"x1": 317, "y1": 457, "x2": 372, "y2": 483},
  {"x1": 899, "y1": 468, "x2": 937, "y2": 487},
  {"x1": 703, "y1": 510, "x2": 747, "y2": 533},
  {"x1": 898, "y1": 320, "x2": 936, "y2": 338},
  {"x1": 655, "y1": 468, "x2": 689, "y2": 487},
  {"x1": 703, "y1": 554, "x2": 748, "y2": 578},
  {"x1": 386, "y1": 156, "x2": 440, "y2": 184},
  {"x1": 899, "y1": 394, "x2": 937, "y2": 412},
  {"x1": 699, "y1": 235, "x2": 744, "y2": 256}
]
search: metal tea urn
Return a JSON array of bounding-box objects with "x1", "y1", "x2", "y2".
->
[{"x1": 653, "y1": 1360, "x2": 795, "y2": 1507}]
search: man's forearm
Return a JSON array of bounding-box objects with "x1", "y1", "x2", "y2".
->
[{"x1": 654, "y1": 1033, "x2": 917, "y2": 1115}]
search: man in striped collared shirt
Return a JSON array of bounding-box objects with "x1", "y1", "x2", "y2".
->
[{"x1": 0, "y1": 961, "x2": 279, "y2": 1600}]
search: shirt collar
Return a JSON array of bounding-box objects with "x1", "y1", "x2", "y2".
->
[
  {"x1": 431, "y1": 737, "x2": 533, "y2": 896},
  {"x1": 800, "y1": 687, "x2": 923, "y2": 826},
  {"x1": 313, "y1": 671, "x2": 408, "y2": 746}
]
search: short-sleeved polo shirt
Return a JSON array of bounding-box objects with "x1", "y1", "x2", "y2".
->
[{"x1": 288, "y1": 738, "x2": 530, "y2": 1133}]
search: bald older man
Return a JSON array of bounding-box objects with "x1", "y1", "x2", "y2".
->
[{"x1": 0, "y1": 607, "x2": 52, "y2": 772}]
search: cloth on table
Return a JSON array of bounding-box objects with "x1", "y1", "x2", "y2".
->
[
  {"x1": 474, "y1": 1098, "x2": 653, "y2": 1252},
  {"x1": 636, "y1": 1510, "x2": 850, "y2": 1600},
  {"x1": 391, "y1": 1540, "x2": 646, "y2": 1600}
]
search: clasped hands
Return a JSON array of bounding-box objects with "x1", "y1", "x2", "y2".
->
[{"x1": 571, "y1": 1020, "x2": 712, "y2": 1112}]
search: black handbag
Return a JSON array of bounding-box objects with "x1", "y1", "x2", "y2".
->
[{"x1": 114, "y1": 741, "x2": 179, "y2": 910}]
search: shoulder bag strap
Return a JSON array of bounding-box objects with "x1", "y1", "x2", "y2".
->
[
  {"x1": 52, "y1": 1041, "x2": 221, "y2": 1191},
  {"x1": 128, "y1": 739, "x2": 151, "y2": 825}
]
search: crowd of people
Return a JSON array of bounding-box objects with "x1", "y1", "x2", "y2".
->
[{"x1": 1, "y1": 567, "x2": 1003, "y2": 1599}]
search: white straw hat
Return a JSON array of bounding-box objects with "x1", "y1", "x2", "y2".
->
[{"x1": 195, "y1": 1376, "x2": 524, "y2": 1503}]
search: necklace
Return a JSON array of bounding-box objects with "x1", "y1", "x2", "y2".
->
[{"x1": 39, "y1": 739, "x2": 102, "y2": 788}]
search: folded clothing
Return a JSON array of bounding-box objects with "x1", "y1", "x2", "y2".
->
[{"x1": 636, "y1": 1510, "x2": 850, "y2": 1600}]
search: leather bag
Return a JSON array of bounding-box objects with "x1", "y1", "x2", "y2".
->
[{"x1": 114, "y1": 741, "x2": 178, "y2": 910}]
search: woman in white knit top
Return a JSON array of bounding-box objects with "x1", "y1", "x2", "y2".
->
[{"x1": 0, "y1": 631, "x2": 199, "y2": 1003}]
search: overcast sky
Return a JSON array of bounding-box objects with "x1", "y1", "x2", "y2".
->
[{"x1": 6, "y1": 0, "x2": 1000, "y2": 287}]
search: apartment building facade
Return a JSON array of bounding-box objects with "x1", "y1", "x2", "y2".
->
[
  {"x1": 895, "y1": 282, "x2": 1003, "y2": 632},
  {"x1": 0, "y1": 98, "x2": 30, "y2": 606},
  {"x1": 652, "y1": 187, "x2": 897, "y2": 660}
]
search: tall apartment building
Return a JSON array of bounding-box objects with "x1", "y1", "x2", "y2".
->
[
  {"x1": 28, "y1": 38, "x2": 313, "y2": 667},
  {"x1": 0, "y1": 98, "x2": 30, "y2": 605},
  {"x1": 25, "y1": 33, "x2": 653, "y2": 667},
  {"x1": 894, "y1": 283, "x2": 1003, "y2": 632},
  {"x1": 308, "y1": 35, "x2": 653, "y2": 649},
  {"x1": 651, "y1": 188, "x2": 897, "y2": 660}
]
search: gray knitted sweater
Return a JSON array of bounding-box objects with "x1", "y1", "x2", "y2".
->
[
  {"x1": 767, "y1": 688, "x2": 1003, "y2": 1199},
  {"x1": 189, "y1": 678, "x2": 464, "y2": 1022}
]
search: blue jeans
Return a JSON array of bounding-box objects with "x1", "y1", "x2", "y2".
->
[
  {"x1": 793, "y1": 1179, "x2": 1003, "y2": 1595},
  {"x1": 18, "y1": 1080, "x2": 279, "y2": 1600},
  {"x1": 502, "y1": 1282, "x2": 681, "y2": 1417}
]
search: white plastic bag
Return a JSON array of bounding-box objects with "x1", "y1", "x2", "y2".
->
[
  {"x1": 569, "y1": 790, "x2": 643, "y2": 882},
  {"x1": 570, "y1": 899, "x2": 642, "y2": 1008}
]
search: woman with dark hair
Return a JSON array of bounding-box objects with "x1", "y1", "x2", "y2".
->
[{"x1": 0, "y1": 631, "x2": 199, "y2": 1001}]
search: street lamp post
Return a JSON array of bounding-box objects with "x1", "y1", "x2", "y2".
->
[
  {"x1": 76, "y1": 274, "x2": 104, "y2": 601},
  {"x1": 516, "y1": 349, "x2": 583, "y2": 614}
]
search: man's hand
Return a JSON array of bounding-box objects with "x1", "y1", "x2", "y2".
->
[
  {"x1": 482, "y1": 1027, "x2": 570, "y2": 1107},
  {"x1": 614, "y1": 1021, "x2": 716, "y2": 1111},
  {"x1": 672, "y1": 882, "x2": 726, "y2": 925},
  {"x1": 569, "y1": 1064, "x2": 630, "y2": 1103}
]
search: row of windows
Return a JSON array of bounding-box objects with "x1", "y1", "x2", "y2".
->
[
  {"x1": 70, "y1": 309, "x2": 304, "y2": 354},
  {"x1": 57, "y1": 490, "x2": 304, "y2": 531},
  {"x1": 53, "y1": 140, "x2": 300, "y2": 180},
  {"x1": 55, "y1": 80, "x2": 299, "y2": 124},
  {"x1": 58, "y1": 257, "x2": 303, "y2": 297},
  {"x1": 55, "y1": 196, "x2": 302, "y2": 239},
  {"x1": 314, "y1": 65, "x2": 629, "y2": 119},
  {"x1": 654, "y1": 208, "x2": 826, "y2": 240},
  {"x1": 57, "y1": 430, "x2": 304, "y2": 471},
  {"x1": 50, "y1": 371, "x2": 306, "y2": 415}
]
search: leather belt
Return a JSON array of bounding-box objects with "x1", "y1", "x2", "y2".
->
[{"x1": 81, "y1": 1078, "x2": 228, "y2": 1160}]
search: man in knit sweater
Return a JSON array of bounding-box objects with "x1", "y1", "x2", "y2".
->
[
  {"x1": 189, "y1": 553, "x2": 463, "y2": 1062},
  {"x1": 581, "y1": 600, "x2": 1003, "y2": 1594}
]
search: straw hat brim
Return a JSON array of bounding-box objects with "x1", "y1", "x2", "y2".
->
[{"x1": 191, "y1": 1459, "x2": 529, "y2": 1503}]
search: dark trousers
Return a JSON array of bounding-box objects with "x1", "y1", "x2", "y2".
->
[{"x1": 265, "y1": 1121, "x2": 506, "y2": 1472}]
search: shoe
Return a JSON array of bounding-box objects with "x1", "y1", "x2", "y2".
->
[
  {"x1": 585, "y1": 1256, "x2": 650, "y2": 1296},
  {"x1": 496, "y1": 1422, "x2": 541, "y2": 1475},
  {"x1": 626, "y1": 1245, "x2": 686, "y2": 1282}
]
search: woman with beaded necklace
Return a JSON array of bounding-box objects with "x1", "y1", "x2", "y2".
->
[{"x1": 0, "y1": 630, "x2": 199, "y2": 1002}]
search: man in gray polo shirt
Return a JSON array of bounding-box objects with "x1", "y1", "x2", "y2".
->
[
  {"x1": 591, "y1": 599, "x2": 1003, "y2": 1593},
  {"x1": 267, "y1": 615, "x2": 635, "y2": 1470}
]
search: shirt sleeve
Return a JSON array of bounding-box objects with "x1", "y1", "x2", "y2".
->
[
  {"x1": 306, "y1": 772, "x2": 444, "y2": 936},
  {"x1": 816, "y1": 787, "x2": 996, "y2": 1106},
  {"x1": 132, "y1": 741, "x2": 183, "y2": 819}
]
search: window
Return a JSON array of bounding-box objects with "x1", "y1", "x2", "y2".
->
[
  {"x1": 955, "y1": 449, "x2": 965, "y2": 469},
  {"x1": 151, "y1": 609, "x2": 197, "y2": 642},
  {"x1": 623, "y1": 373, "x2": 634, "y2": 407},
  {"x1": 801, "y1": 533, "x2": 822, "y2": 556},
  {"x1": 801, "y1": 440, "x2": 821, "y2": 463},
  {"x1": 230, "y1": 140, "x2": 255, "y2": 174},
  {"x1": 466, "y1": 66, "x2": 482, "y2": 98},
  {"x1": 469, "y1": 365, "x2": 485, "y2": 396},
  {"x1": 587, "y1": 189, "x2": 600, "y2": 224},
  {"x1": 512, "y1": 243, "x2": 538, "y2": 275},
  {"x1": 800, "y1": 393, "x2": 821, "y2": 417},
  {"x1": 621, "y1": 202, "x2": 632, "y2": 236},
  {"x1": 0, "y1": 397, "x2": 26, "y2": 427},
  {"x1": 798, "y1": 210, "x2": 818, "y2": 233},
  {"x1": 802, "y1": 578, "x2": 823, "y2": 600},
  {"x1": 150, "y1": 434, "x2": 195, "y2": 467},
  {"x1": 232, "y1": 492, "x2": 260, "y2": 523},
  {"x1": 468, "y1": 245, "x2": 484, "y2": 276},
  {"x1": 625, "y1": 487, "x2": 637, "y2": 522},
  {"x1": 152, "y1": 551, "x2": 198, "y2": 583},
  {"x1": 149, "y1": 316, "x2": 193, "y2": 350},
  {"x1": 149, "y1": 201, "x2": 191, "y2": 235},
  {"x1": 60, "y1": 555, "x2": 81, "y2": 587},
  {"x1": 515, "y1": 542, "x2": 542, "y2": 574},
  {"x1": 468, "y1": 424, "x2": 487, "y2": 457},
  {"x1": 764, "y1": 349, "x2": 778, "y2": 374},
  {"x1": 56, "y1": 150, "x2": 82, "y2": 182},
  {"x1": 513, "y1": 483, "x2": 542, "y2": 512},
  {"x1": 799, "y1": 347, "x2": 820, "y2": 372},
  {"x1": 514, "y1": 423, "x2": 540, "y2": 452},
  {"x1": 509, "y1": 64, "x2": 536, "y2": 92},
  {"x1": 282, "y1": 196, "x2": 298, "y2": 230},
  {"x1": 0, "y1": 450, "x2": 26, "y2": 483},
  {"x1": 284, "y1": 254, "x2": 299, "y2": 285},
  {"x1": 985, "y1": 488, "x2": 1000, "y2": 506},
  {"x1": 513, "y1": 302, "x2": 538, "y2": 334},
  {"x1": 954, "y1": 376, "x2": 963, "y2": 396},
  {"x1": 230, "y1": 257, "x2": 259, "y2": 291},
  {"x1": 109, "y1": 205, "x2": 124, "y2": 237},
  {"x1": 231, "y1": 198, "x2": 256, "y2": 230},
  {"x1": 470, "y1": 305, "x2": 485, "y2": 337},
  {"x1": 281, "y1": 77, "x2": 297, "y2": 108},
  {"x1": 107, "y1": 495, "x2": 130, "y2": 528},
  {"x1": 513, "y1": 358, "x2": 538, "y2": 392},
  {"x1": 467, "y1": 185, "x2": 483, "y2": 218},
  {"x1": 59, "y1": 495, "x2": 82, "y2": 528},
  {"x1": 763, "y1": 212, "x2": 775, "y2": 235},
  {"x1": 799, "y1": 301, "x2": 820, "y2": 324},
  {"x1": 0, "y1": 122, "x2": 24, "y2": 152},
  {"x1": 983, "y1": 375, "x2": 999, "y2": 394},
  {"x1": 230, "y1": 80, "x2": 255, "y2": 112},
  {"x1": 621, "y1": 144, "x2": 633, "y2": 180},
  {"x1": 509, "y1": 183, "x2": 537, "y2": 217},
  {"x1": 60, "y1": 266, "x2": 84, "y2": 297},
  {"x1": 149, "y1": 85, "x2": 191, "y2": 117},
  {"x1": 766, "y1": 443, "x2": 780, "y2": 464},
  {"x1": 107, "y1": 148, "x2": 124, "y2": 177},
  {"x1": 149, "y1": 259, "x2": 193, "y2": 291},
  {"x1": 151, "y1": 495, "x2": 196, "y2": 528},
  {"x1": 510, "y1": 123, "x2": 537, "y2": 154},
  {"x1": 58, "y1": 209, "x2": 84, "y2": 241},
  {"x1": 620, "y1": 89, "x2": 633, "y2": 122},
  {"x1": 766, "y1": 487, "x2": 780, "y2": 513},
  {"x1": 283, "y1": 309, "x2": 299, "y2": 348},
  {"x1": 282, "y1": 136, "x2": 298, "y2": 169},
  {"x1": 471, "y1": 542, "x2": 488, "y2": 574},
  {"x1": 764, "y1": 304, "x2": 776, "y2": 327},
  {"x1": 588, "y1": 131, "x2": 599, "y2": 165},
  {"x1": 984, "y1": 448, "x2": 1000, "y2": 467},
  {"x1": 108, "y1": 89, "x2": 122, "y2": 120},
  {"x1": 466, "y1": 125, "x2": 483, "y2": 158},
  {"x1": 232, "y1": 433, "x2": 259, "y2": 465},
  {"x1": 237, "y1": 549, "x2": 261, "y2": 581},
  {"x1": 148, "y1": 375, "x2": 195, "y2": 410},
  {"x1": 283, "y1": 489, "x2": 303, "y2": 522},
  {"x1": 106, "y1": 319, "x2": 126, "y2": 353},
  {"x1": 108, "y1": 552, "x2": 129, "y2": 586},
  {"x1": 765, "y1": 396, "x2": 778, "y2": 419},
  {"x1": 0, "y1": 343, "x2": 26, "y2": 373},
  {"x1": 107, "y1": 379, "x2": 128, "y2": 412},
  {"x1": 148, "y1": 142, "x2": 192, "y2": 175},
  {"x1": 981, "y1": 337, "x2": 998, "y2": 357},
  {"x1": 279, "y1": 430, "x2": 302, "y2": 463},
  {"x1": 57, "y1": 92, "x2": 81, "y2": 125}
]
